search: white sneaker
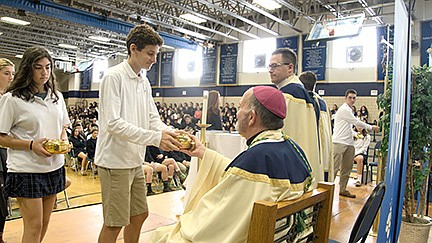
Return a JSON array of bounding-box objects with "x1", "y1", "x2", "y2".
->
[{"x1": 355, "y1": 180, "x2": 362, "y2": 187}]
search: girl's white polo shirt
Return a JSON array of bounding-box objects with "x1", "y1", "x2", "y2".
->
[{"x1": 0, "y1": 90, "x2": 70, "y2": 173}]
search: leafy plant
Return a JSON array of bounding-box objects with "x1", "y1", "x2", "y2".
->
[{"x1": 377, "y1": 65, "x2": 432, "y2": 223}]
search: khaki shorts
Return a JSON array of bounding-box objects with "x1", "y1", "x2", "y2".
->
[{"x1": 98, "y1": 166, "x2": 148, "y2": 227}]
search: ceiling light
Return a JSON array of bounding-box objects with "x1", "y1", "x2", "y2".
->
[
  {"x1": 0, "y1": 32, "x2": 3, "y2": 35},
  {"x1": 179, "y1": 13, "x2": 206, "y2": 24},
  {"x1": 15, "y1": 54, "x2": 23, "y2": 58},
  {"x1": 162, "y1": 44, "x2": 175, "y2": 50},
  {"x1": 0, "y1": 16, "x2": 30, "y2": 25},
  {"x1": 89, "y1": 35, "x2": 111, "y2": 42},
  {"x1": 58, "y1": 43, "x2": 78, "y2": 49},
  {"x1": 253, "y1": 0, "x2": 282, "y2": 11}
]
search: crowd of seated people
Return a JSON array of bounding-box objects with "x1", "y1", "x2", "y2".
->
[
  {"x1": 66, "y1": 103, "x2": 100, "y2": 176},
  {"x1": 221, "y1": 102, "x2": 237, "y2": 132},
  {"x1": 156, "y1": 101, "x2": 238, "y2": 133},
  {"x1": 66, "y1": 101, "x2": 238, "y2": 193},
  {"x1": 144, "y1": 146, "x2": 190, "y2": 195}
]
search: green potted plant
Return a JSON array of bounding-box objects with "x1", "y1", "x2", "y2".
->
[{"x1": 377, "y1": 65, "x2": 432, "y2": 242}]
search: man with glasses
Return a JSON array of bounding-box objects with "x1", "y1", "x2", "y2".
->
[
  {"x1": 333, "y1": 89, "x2": 379, "y2": 198},
  {"x1": 269, "y1": 48, "x2": 323, "y2": 189}
]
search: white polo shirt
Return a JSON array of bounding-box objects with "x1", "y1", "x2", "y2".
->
[
  {"x1": 0, "y1": 90, "x2": 70, "y2": 173},
  {"x1": 95, "y1": 60, "x2": 172, "y2": 169}
]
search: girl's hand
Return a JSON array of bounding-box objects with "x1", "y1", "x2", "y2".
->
[{"x1": 32, "y1": 138, "x2": 52, "y2": 157}]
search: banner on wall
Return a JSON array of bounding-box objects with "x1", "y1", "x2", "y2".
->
[
  {"x1": 200, "y1": 46, "x2": 217, "y2": 85},
  {"x1": 420, "y1": 20, "x2": 432, "y2": 67},
  {"x1": 219, "y1": 43, "x2": 238, "y2": 85},
  {"x1": 377, "y1": 25, "x2": 395, "y2": 81},
  {"x1": 147, "y1": 54, "x2": 160, "y2": 87},
  {"x1": 80, "y1": 66, "x2": 92, "y2": 90},
  {"x1": 276, "y1": 36, "x2": 299, "y2": 53},
  {"x1": 160, "y1": 51, "x2": 174, "y2": 87},
  {"x1": 302, "y1": 35, "x2": 326, "y2": 80}
]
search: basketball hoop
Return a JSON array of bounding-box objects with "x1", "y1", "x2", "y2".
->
[
  {"x1": 321, "y1": 15, "x2": 336, "y2": 37},
  {"x1": 306, "y1": 13, "x2": 365, "y2": 42}
]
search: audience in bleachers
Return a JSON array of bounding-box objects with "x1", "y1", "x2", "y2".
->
[
  {"x1": 67, "y1": 99, "x2": 376, "y2": 200},
  {"x1": 155, "y1": 101, "x2": 238, "y2": 133}
]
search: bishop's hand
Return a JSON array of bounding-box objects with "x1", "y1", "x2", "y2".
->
[{"x1": 181, "y1": 134, "x2": 205, "y2": 159}]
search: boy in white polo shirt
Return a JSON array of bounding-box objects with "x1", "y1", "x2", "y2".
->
[
  {"x1": 95, "y1": 24, "x2": 182, "y2": 243},
  {"x1": 332, "y1": 89, "x2": 379, "y2": 198}
]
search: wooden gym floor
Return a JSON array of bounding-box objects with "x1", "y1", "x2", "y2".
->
[{"x1": 4, "y1": 166, "x2": 431, "y2": 242}]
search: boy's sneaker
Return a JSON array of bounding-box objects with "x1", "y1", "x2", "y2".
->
[
  {"x1": 355, "y1": 180, "x2": 362, "y2": 187},
  {"x1": 177, "y1": 172, "x2": 187, "y2": 182},
  {"x1": 339, "y1": 190, "x2": 356, "y2": 198}
]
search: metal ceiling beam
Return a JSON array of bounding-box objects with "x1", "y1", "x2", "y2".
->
[
  {"x1": 161, "y1": 0, "x2": 260, "y2": 39},
  {"x1": 234, "y1": 0, "x2": 303, "y2": 33},
  {"x1": 193, "y1": 0, "x2": 279, "y2": 36},
  {"x1": 67, "y1": 0, "x2": 216, "y2": 41},
  {"x1": 307, "y1": 2, "x2": 395, "y2": 17},
  {"x1": 119, "y1": 0, "x2": 239, "y2": 41},
  {"x1": 0, "y1": 27, "x2": 79, "y2": 55},
  {"x1": 0, "y1": 0, "x2": 198, "y2": 50},
  {"x1": 274, "y1": 0, "x2": 316, "y2": 22}
]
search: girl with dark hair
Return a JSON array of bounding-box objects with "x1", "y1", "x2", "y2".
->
[
  {"x1": 0, "y1": 46, "x2": 70, "y2": 242},
  {"x1": 206, "y1": 90, "x2": 222, "y2": 130},
  {"x1": 69, "y1": 125, "x2": 88, "y2": 176},
  {"x1": 360, "y1": 105, "x2": 369, "y2": 123}
]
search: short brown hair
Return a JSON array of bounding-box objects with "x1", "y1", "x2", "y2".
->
[
  {"x1": 299, "y1": 71, "x2": 317, "y2": 92},
  {"x1": 345, "y1": 89, "x2": 357, "y2": 97},
  {"x1": 126, "y1": 24, "x2": 164, "y2": 56},
  {"x1": 272, "y1": 48, "x2": 297, "y2": 67}
]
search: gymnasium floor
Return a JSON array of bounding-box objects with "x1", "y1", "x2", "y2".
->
[{"x1": 3, "y1": 167, "x2": 431, "y2": 242}]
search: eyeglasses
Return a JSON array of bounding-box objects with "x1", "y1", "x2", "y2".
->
[{"x1": 267, "y1": 62, "x2": 291, "y2": 70}]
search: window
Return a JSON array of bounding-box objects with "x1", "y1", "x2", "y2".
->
[
  {"x1": 242, "y1": 38, "x2": 276, "y2": 73},
  {"x1": 331, "y1": 26, "x2": 377, "y2": 68},
  {"x1": 177, "y1": 47, "x2": 203, "y2": 79},
  {"x1": 92, "y1": 58, "x2": 108, "y2": 83}
]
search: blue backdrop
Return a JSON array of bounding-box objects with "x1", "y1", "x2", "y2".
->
[{"x1": 377, "y1": 0, "x2": 412, "y2": 242}]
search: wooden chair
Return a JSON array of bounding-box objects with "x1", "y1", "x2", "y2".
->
[{"x1": 247, "y1": 182, "x2": 335, "y2": 243}]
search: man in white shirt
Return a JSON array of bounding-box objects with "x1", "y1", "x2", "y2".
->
[
  {"x1": 94, "y1": 24, "x2": 182, "y2": 243},
  {"x1": 333, "y1": 89, "x2": 379, "y2": 198}
]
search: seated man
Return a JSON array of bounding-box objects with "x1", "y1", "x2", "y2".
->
[
  {"x1": 164, "y1": 150, "x2": 191, "y2": 174},
  {"x1": 146, "y1": 146, "x2": 185, "y2": 191},
  {"x1": 150, "y1": 86, "x2": 313, "y2": 242}
]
